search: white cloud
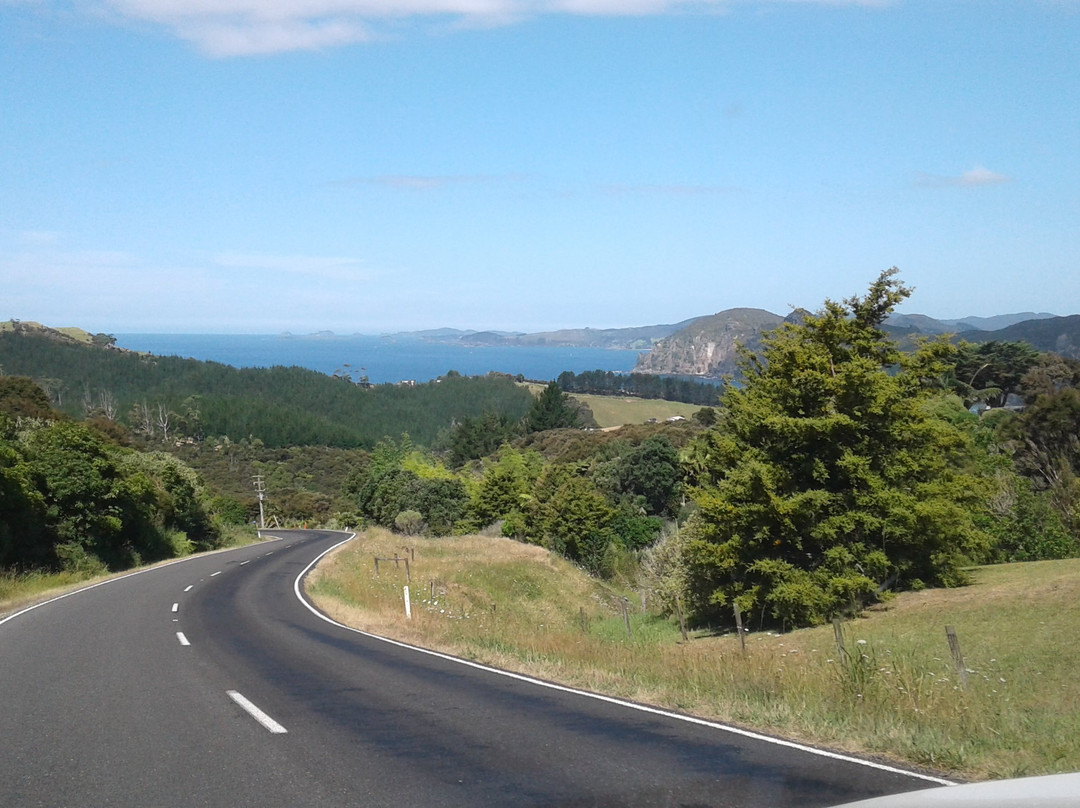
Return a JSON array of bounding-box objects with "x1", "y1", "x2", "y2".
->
[
  {"x1": 915, "y1": 165, "x2": 1012, "y2": 189},
  {"x1": 0, "y1": 241, "x2": 386, "y2": 331},
  {"x1": 179, "y1": 18, "x2": 371, "y2": 56},
  {"x1": 90, "y1": 0, "x2": 887, "y2": 55},
  {"x1": 18, "y1": 230, "x2": 65, "y2": 246},
  {"x1": 213, "y1": 251, "x2": 372, "y2": 281}
]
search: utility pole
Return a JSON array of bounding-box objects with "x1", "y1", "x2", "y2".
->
[{"x1": 252, "y1": 474, "x2": 266, "y2": 529}]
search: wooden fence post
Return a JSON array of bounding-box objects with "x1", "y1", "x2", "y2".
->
[
  {"x1": 675, "y1": 597, "x2": 689, "y2": 642},
  {"x1": 833, "y1": 617, "x2": 846, "y2": 659},
  {"x1": 734, "y1": 602, "x2": 746, "y2": 654},
  {"x1": 946, "y1": 626, "x2": 968, "y2": 689}
]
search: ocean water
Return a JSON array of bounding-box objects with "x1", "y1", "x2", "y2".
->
[{"x1": 114, "y1": 334, "x2": 643, "y2": 385}]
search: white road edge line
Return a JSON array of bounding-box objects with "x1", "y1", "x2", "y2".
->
[
  {"x1": 0, "y1": 537, "x2": 285, "y2": 630},
  {"x1": 177, "y1": 632, "x2": 190, "y2": 646},
  {"x1": 227, "y1": 690, "x2": 288, "y2": 734},
  {"x1": 293, "y1": 532, "x2": 956, "y2": 788},
  {"x1": 240, "y1": 560, "x2": 250, "y2": 566},
  {"x1": 211, "y1": 571, "x2": 222, "y2": 577},
  {"x1": 184, "y1": 585, "x2": 194, "y2": 592}
]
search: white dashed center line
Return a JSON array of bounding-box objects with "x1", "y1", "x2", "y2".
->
[
  {"x1": 211, "y1": 571, "x2": 222, "y2": 577},
  {"x1": 176, "y1": 632, "x2": 190, "y2": 646},
  {"x1": 171, "y1": 602, "x2": 179, "y2": 613},
  {"x1": 227, "y1": 691, "x2": 287, "y2": 734},
  {"x1": 184, "y1": 585, "x2": 194, "y2": 592}
]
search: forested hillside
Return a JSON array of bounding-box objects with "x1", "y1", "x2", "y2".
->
[
  {"x1": 336, "y1": 271, "x2": 1080, "y2": 633},
  {"x1": 958, "y1": 314, "x2": 1080, "y2": 360},
  {"x1": 7, "y1": 272, "x2": 1080, "y2": 636},
  {"x1": 0, "y1": 328, "x2": 534, "y2": 448}
]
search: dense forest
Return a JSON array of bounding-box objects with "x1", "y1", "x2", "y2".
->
[
  {"x1": 555, "y1": 369, "x2": 721, "y2": 405},
  {"x1": 0, "y1": 329, "x2": 534, "y2": 448},
  {"x1": 5, "y1": 271, "x2": 1080, "y2": 633}
]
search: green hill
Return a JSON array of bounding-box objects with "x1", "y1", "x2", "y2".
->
[
  {"x1": 0, "y1": 324, "x2": 533, "y2": 448},
  {"x1": 958, "y1": 314, "x2": 1080, "y2": 360}
]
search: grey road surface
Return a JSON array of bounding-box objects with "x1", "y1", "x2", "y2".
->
[{"x1": 0, "y1": 529, "x2": 949, "y2": 807}]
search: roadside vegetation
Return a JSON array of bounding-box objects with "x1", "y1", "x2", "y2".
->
[
  {"x1": 0, "y1": 522, "x2": 258, "y2": 618},
  {"x1": 5, "y1": 269, "x2": 1080, "y2": 781},
  {"x1": 308, "y1": 527, "x2": 1080, "y2": 781}
]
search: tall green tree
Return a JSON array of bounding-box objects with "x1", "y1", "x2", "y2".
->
[
  {"x1": 470, "y1": 445, "x2": 538, "y2": 527},
  {"x1": 522, "y1": 382, "x2": 581, "y2": 433},
  {"x1": 613, "y1": 435, "x2": 681, "y2": 516},
  {"x1": 953, "y1": 340, "x2": 1041, "y2": 408},
  {"x1": 682, "y1": 269, "x2": 990, "y2": 628}
]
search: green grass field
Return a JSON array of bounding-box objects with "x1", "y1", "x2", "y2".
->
[
  {"x1": 521, "y1": 383, "x2": 705, "y2": 428},
  {"x1": 573, "y1": 393, "x2": 703, "y2": 428},
  {"x1": 308, "y1": 529, "x2": 1080, "y2": 781}
]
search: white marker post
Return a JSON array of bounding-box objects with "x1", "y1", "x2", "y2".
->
[{"x1": 403, "y1": 586, "x2": 412, "y2": 620}]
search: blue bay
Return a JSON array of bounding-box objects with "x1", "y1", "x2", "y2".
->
[{"x1": 114, "y1": 334, "x2": 643, "y2": 385}]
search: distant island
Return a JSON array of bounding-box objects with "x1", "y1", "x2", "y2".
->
[
  {"x1": 383, "y1": 309, "x2": 1074, "y2": 379},
  {"x1": 7, "y1": 307, "x2": 1075, "y2": 382}
]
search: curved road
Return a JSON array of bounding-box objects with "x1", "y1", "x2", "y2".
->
[{"x1": 0, "y1": 529, "x2": 949, "y2": 807}]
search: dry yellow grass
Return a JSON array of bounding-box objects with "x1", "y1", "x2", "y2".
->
[{"x1": 307, "y1": 529, "x2": 1080, "y2": 781}]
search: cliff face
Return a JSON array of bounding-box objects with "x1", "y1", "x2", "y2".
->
[{"x1": 634, "y1": 308, "x2": 785, "y2": 378}]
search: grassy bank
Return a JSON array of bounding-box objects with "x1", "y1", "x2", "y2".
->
[{"x1": 307, "y1": 528, "x2": 1080, "y2": 781}]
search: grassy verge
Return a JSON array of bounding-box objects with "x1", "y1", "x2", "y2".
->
[
  {"x1": 0, "y1": 524, "x2": 261, "y2": 618},
  {"x1": 307, "y1": 528, "x2": 1080, "y2": 781}
]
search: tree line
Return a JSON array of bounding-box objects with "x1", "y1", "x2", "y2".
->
[{"x1": 555, "y1": 369, "x2": 722, "y2": 405}]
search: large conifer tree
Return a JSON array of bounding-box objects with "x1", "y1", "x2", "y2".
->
[{"x1": 682, "y1": 269, "x2": 990, "y2": 628}]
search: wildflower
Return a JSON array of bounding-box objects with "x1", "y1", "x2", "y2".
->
[{"x1": 856, "y1": 639, "x2": 867, "y2": 646}]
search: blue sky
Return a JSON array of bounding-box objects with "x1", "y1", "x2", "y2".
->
[{"x1": 2, "y1": 1, "x2": 1077, "y2": 334}]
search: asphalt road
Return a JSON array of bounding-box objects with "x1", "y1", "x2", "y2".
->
[{"x1": 0, "y1": 529, "x2": 951, "y2": 807}]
